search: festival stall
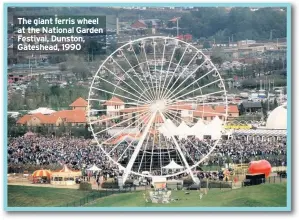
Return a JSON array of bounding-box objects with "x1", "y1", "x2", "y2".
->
[
  {"x1": 32, "y1": 169, "x2": 51, "y2": 184},
  {"x1": 51, "y1": 165, "x2": 82, "y2": 186},
  {"x1": 162, "y1": 159, "x2": 184, "y2": 174}
]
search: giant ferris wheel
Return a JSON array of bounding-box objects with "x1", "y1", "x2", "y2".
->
[{"x1": 88, "y1": 36, "x2": 228, "y2": 184}]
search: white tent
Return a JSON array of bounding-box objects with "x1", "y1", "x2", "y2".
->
[
  {"x1": 191, "y1": 119, "x2": 206, "y2": 139},
  {"x1": 29, "y1": 107, "x2": 56, "y2": 115},
  {"x1": 86, "y1": 164, "x2": 102, "y2": 171},
  {"x1": 162, "y1": 159, "x2": 184, "y2": 171},
  {"x1": 159, "y1": 119, "x2": 177, "y2": 137},
  {"x1": 205, "y1": 116, "x2": 223, "y2": 139},
  {"x1": 176, "y1": 121, "x2": 192, "y2": 139}
]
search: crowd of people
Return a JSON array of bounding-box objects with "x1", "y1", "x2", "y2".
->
[{"x1": 7, "y1": 134, "x2": 287, "y2": 177}]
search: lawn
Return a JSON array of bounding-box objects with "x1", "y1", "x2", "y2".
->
[
  {"x1": 7, "y1": 185, "x2": 94, "y2": 207},
  {"x1": 85, "y1": 183, "x2": 287, "y2": 207},
  {"x1": 7, "y1": 183, "x2": 287, "y2": 207}
]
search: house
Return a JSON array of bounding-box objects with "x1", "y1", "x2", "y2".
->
[
  {"x1": 239, "y1": 101, "x2": 262, "y2": 113},
  {"x1": 17, "y1": 113, "x2": 63, "y2": 127},
  {"x1": 193, "y1": 106, "x2": 220, "y2": 122},
  {"x1": 168, "y1": 102, "x2": 194, "y2": 123},
  {"x1": 103, "y1": 96, "x2": 125, "y2": 117},
  {"x1": 131, "y1": 19, "x2": 162, "y2": 29},
  {"x1": 16, "y1": 97, "x2": 88, "y2": 127},
  {"x1": 69, "y1": 97, "x2": 88, "y2": 111},
  {"x1": 214, "y1": 105, "x2": 239, "y2": 120}
]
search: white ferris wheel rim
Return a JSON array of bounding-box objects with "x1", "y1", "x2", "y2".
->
[{"x1": 87, "y1": 35, "x2": 228, "y2": 179}]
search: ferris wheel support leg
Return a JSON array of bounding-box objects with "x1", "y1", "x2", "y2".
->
[
  {"x1": 122, "y1": 112, "x2": 157, "y2": 184},
  {"x1": 159, "y1": 111, "x2": 199, "y2": 184}
]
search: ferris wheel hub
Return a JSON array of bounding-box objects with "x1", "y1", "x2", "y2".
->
[{"x1": 150, "y1": 99, "x2": 167, "y2": 113}]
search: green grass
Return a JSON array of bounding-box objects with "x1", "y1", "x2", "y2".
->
[
  {"x1": 8, "y1": 185, "x2": 94, "y2": 207},
  {"x1": 85, "y1": 183, "x2": 287, "y2": 207},
  {"x1": 7, "y1": 183, "x2": 287, "y2": 207}
]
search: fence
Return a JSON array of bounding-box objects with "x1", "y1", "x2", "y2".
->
[{"x1": 61, "y1": 186, "x2": 137, "y2": 207}]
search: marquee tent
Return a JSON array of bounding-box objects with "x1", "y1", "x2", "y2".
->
[
  {"x1": 86, "y1": 164, "x2": 102, "y2": 172},
  {"x1": 162, "y1": 159, "x2": 184, "y2": 171},
  {"x1": 205, "y1": 116, "x2": 223, "y2": 139},
  {"x1": 190, "y1": 119, "x2": 206, "y2": 139},
  {"x1": 176, "y1": 121, "x2": 192, "y2": 139}
]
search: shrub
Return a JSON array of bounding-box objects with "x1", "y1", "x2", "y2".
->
[
  {"x1": 79, "y1": 182, "x2": 92, "y2": 191},
  {"x1": 101, "y1": 179, "x2": 134, "y2": 189}
]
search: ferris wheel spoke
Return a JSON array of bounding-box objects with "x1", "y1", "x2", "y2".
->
[
  {"x1": 166, "y1": 105, "x2": 227, "y2": 118},
  {"x1": 170, "y1": 78, "x2": 222, "y2": 102},
  {"x1": 94, "y1": 75, "x2": 151, "y2": 104},
  {"x1": 162, "y1": 51, "x2": 200, "y2": 99},
  {"x1": 87, "y1": 98, "x2": 143, "y2": 107},
  {"x1": 89, "y1": 108, "x2": 148, "y2": 125},
  {"x1": 130, "y1": 44, "x2": 157, "y2": 101},
  {"x1": 160, "y1": 46, "x2": 189, "y2": 99},
  {"x1": 152, "y1": 38, "x2": 159, "y2": 99},
  {"x1": 106, "y1": 111, "x2": 152, "y2": 156},
  {"x1": 91, "y1": 86, "x2": 149, "y2": 106},
  {"x1": 94, "y1": 110, "x2": 150, "y2": 136},
  {"x1": 163, "y1": 59, "x2": 208, "y2": 101},
  {"x1": 141, "y1": 43, "x2": 155, "y2": 95},
  {"x1": 158, "y1": 111, "x2": 197, "y2": 182},
  {"x1": 157, "y1": 38, "x2": 168, "y2": 100},
  {"x1": 160, "y1": 44, "x2": 177, "y2": 99},
  {"x1": 172, "y1": 90, "x2": 227, "y2": 104},
  {"x1": 122, "y1": 112, "x2": 157, "y2": 184},
  {"x1": 102, "y1": 65, "x2": 152, "y2": 102},
  {"x1": 166, "y1": 66, "x2": 216, "y2": 101},
  {"x1": 121, "y1": 51, "x2": 155, "y2": 101}
]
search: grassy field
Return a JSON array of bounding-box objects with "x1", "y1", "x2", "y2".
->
[
  {"x1": 85, "y1": 183, "x2": 287, "y2": 207},
  {"x1": 7, "y1": 183, "x2": 287, "y2": 207},
  {"x1": 7, "y1": 185, "x2": 95, "y2": 207}
]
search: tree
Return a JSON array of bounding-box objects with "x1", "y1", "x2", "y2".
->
[
  {"x1": 59, "y1": 63, "x2": 67, "y2": 72},
  {"x1": 210, "y1": 55, "x2": 223, "y2": 66},
  {"x1": 203, "y1": 41, "x2": 211, "y2": 49},
  {"x1": 174, "y1": 48, "x2": 183, "y2": 63},
  {"x1": 72, "y1": 65, "x2": 90, "y2": 80}
]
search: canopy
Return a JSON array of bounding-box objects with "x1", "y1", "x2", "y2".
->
[
  {"x1": 86, "y1": 164, "x2": 101, "y2": 171},
  {"x1": 32, "y1": 169, "x2": 51, "y2": 178},
  {"x1": 158, "y1": 119, "x2": 177, "y2": 138},
  {"x1": 176, "y1": 121, "x2": 192, "y2": 139},
  {"x1": 52, "y1": 165, "x2": 81, "y2": 178},
  {"x1": 162, "y1": 159, "x2": 184, "y2": 170},
  {"x1": 190, "y1": 119, "x2": 206, "y2": 139},
  {"x1": 205, "y1": 116, "x2": 223, "y2": 139}
]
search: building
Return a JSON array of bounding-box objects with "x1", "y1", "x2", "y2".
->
[
  {"x1": 239, "y1": 101, "x2": 262, "y2": 113},
  {"x1": 131, "y1": 19, "x2": 162, "y2": 29},
  {"x1": 103, "y1": 96, "x2": 125, "y2": 117},
  {"x1": 69, "y1": 97, "x2": 88, "y2": 111},
  {"x1": 100, "y1": 97, "x2": 239, "y2": 123},
  {"x1": 16, "y1": 97, "x2": 88, "y2": 127}
]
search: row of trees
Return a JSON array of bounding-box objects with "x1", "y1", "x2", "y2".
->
[
  {"x1": 180, "y1": 7, "x2": 286, "y2": 41},
  {"x1": 8, "y1": 77, "x2": 89, "y2": 111}
]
